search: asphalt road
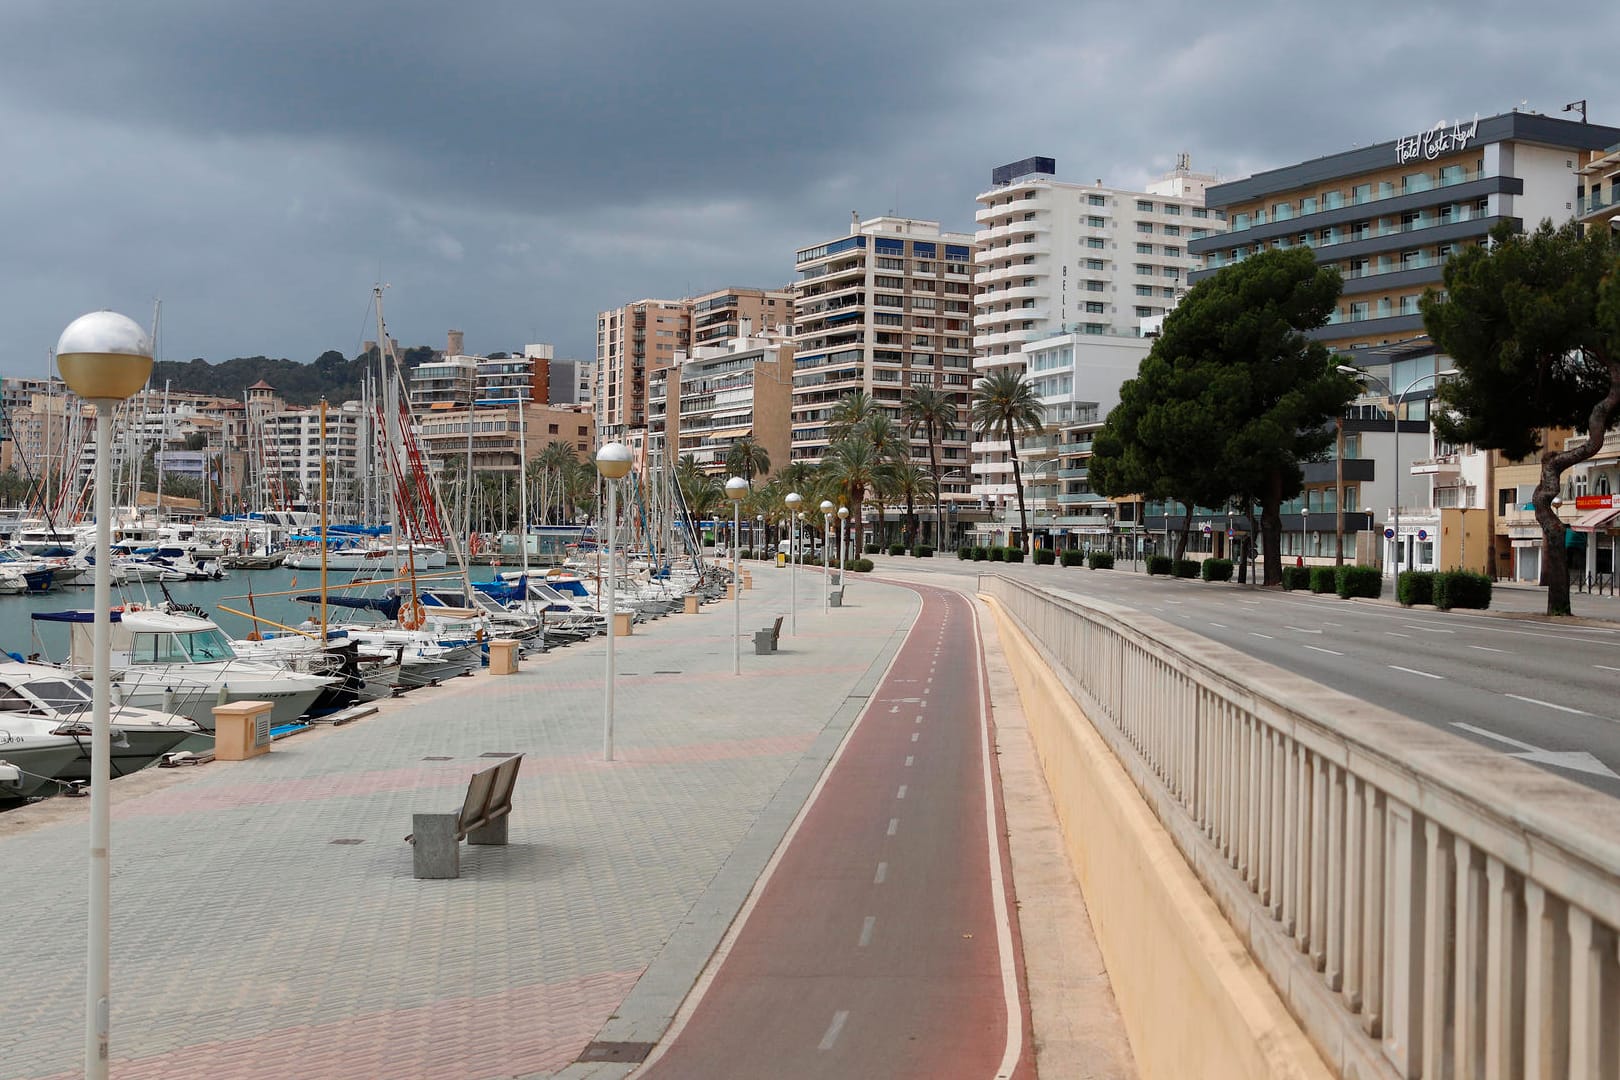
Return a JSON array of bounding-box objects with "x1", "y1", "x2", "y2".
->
[
  {"x1": 882, "y1": 559, "x2": 1620, "y2": 798},
  {"x1": 640, "y1": 582, "x2": 1031, "y2": 1080}
]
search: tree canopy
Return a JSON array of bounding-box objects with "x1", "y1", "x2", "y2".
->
[
  {"x1": 970, "y1": 368, "x2": 1044, "y2": 552},
  {"x1": 1424, "y1": 220, "x2": 1620, "y2": 615}
]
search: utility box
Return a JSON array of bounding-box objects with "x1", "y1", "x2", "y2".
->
[
  {"x1": 488, "y1": 639, "x2": 520, "y2": 676},
  {"x1": 213, "y1": 700, "x2": 274, "y2": 761},
  {"x1": 683, "y1": 595, "x2": 701, "y2": 615},
  {"x1": 612, "y1": 612, "x2": 633, "y2": 637}
]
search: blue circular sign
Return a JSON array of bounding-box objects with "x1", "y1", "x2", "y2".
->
[
  {"x1": 1383, "y1": 527, "x2": 1395, "y2": 539},
  {"x1": 1417, "y1": 529, "x2": 1428, "y2": 541}
]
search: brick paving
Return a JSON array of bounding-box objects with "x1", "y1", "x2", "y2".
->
[{"x1": 0, "y1": 564, "x2": 920, "y2": 1079}]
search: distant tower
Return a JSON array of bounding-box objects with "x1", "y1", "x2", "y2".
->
[
  {"x1": 247, "y1": 379, "x2": 277, "y2": 404},
  {"x1": 447, "y1": 330, "x2": 465, "y2": 356}
]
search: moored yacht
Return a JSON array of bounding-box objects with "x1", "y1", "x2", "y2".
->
[{"x1": 0, "y1": 662, "x2": 200, "y2": 782}]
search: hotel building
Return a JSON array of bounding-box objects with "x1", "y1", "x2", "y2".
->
[{"x1": 790, "y1": 216, "x2": 978, "y2": 512}]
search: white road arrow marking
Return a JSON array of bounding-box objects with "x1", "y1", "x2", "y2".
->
[{"x1": 1452, "y1": 722, "x2": 1620, "y2": 779}]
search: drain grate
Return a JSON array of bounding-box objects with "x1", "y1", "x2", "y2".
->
[
  {"x1": 422, "y1": 756, "x2": 452, "y2": 761},
  {"x1": 653, "y1": 670, "x2": 682, "y2": 675},
  {"x1": 479, "y1": 751, "x2": 520, "y2": 758},
  {"x1": 330, "y1": 838, "x2": 365, "y2": 845},
  {"x1": 578, "y1": 1042, "x2": 655, "y2": 1064}
]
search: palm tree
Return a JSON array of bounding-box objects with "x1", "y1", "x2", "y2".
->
[
  {"x1": 536, "y1": 440, "x2": 577, "y2": 523},
  {"x1": 859, "y1": 412, "x2": 910, "y2": 547},
  {"x1": 970, "y1": 368, "x2": 1045, "y2": 553},
  {"x1": 889, "y1": 461, "x2": 936, "y2": 548},
  {"x1": 902, "y1": 385, "x2": 957, "y2": 546},
  {"x1": 817, "y1": 438, "x2": 881, "y2": 555},
  {"x1": 725, "y1": 437, "x2": 771, "y2": 485},
  {"x1": 827, "y1": 389, "x2": 879, "y2": 443}
]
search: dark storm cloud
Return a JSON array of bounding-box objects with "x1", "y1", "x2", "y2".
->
[{"x1": 2, "y1": 0, "x2": 1617, "y2": 373}]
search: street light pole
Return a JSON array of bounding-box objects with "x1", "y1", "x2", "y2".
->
[
  {"x1": 819, "y1": 500, "x2": 834, "y2": 612},
  {"x1": 596, "y1": 442, "x2": 633, "y2": 761},
  {"x1": 785, "y1": 491, "x2": 802, "y2": 634},
  {"x1": 56, "y1": 310, "x2": 153, "y2": 1080},
  {"x1": 1338, "y1": 366, "x2": 1449, "y2": 579},
  {"x1": 837, "y1": 504, "x2": 849, "y2": 587},
  {"x1": 726, "y1": 477, "x2": 747, "y2": 674}
]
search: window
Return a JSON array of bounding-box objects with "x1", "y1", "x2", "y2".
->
[
  {"x1": 548, "y1": 423, "x2": 559, "y2": 434},
  {"x1": 1086, "y1": 280, "x2": 1106, "y2": 292},
  {"x1": 1136, "y1": 242, "x2": 1154, "y2": 254},
  {"x1": 1162, "y1": 267, "x2": 1180, "y2": 279},
  {"x1": 1192, "y1": 207, "x2": 1208, "y2": 219},
  {"x1": 1086, "y1": 301, "x2": 1106, "y2": 313},
  {"x1": 1085, "y1": 258, "x2": 1105, "y2": 269},
  {"x1": 1300, "y1": 196, "x2": 1318, "y2": 214},
  {"x1": 1164, "y1": 204, "x2": 1182, "y2": 216},
  {"x1": 1162, "y1": 287, "x2": 1177, "y2": 299},
  {"x1": 1135, "y1": 264, "x2": 1153, "y2": 275},
  {"x1": 1136, "y1": 199, "x2": 1154, "y2": 212},
  {"x1": 1087, "y1": 215, "x2": 1106, "y2": 227},
  {"x1": 1135, "y1": 284, "x2": 1154, "y2": 296},
  {"x1": 1086, "y1": 237, "x2": 1105, "y2": 249},
  {"x1": 1163, "y1": 245, "x2": 1181, "y2": 257},
  {"x1": 1348, "y1": 301, "x2": 1369, "y2": 321},
  {"x1": 1352, "y1": 182, "x2": 1372, "y2": 205},
  {"x1": 1136, "y1": 222, "x2": 1154, "y2": 234},
  {"x1": 1163, "y1": 224, "x2": 1181, "y2": 237},
  {"x1": 1088, "y1": 194, "x2": 1106, "y2": 206},
  {"x1": 1400, "y1": 295, "x2": 1421, "y2": 315},
  {"x1": 1135, "y1": 306, "x2": 1154, "y2": 318}
]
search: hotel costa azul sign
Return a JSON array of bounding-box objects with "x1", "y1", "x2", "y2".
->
[{"x1": 1395, "y1": 115, "x2": 1479, "y2": 164}]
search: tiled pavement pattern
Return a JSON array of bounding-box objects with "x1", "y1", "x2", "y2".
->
[{"x1": 0, "y1": 565, "x2": 918, "y2": 1080}]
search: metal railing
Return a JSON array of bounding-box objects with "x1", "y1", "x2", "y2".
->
[{"x1": 982, "y1": 574, "x2": 1620, "y2": 1079}]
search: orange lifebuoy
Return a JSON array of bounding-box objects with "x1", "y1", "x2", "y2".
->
[{"x1": 398, "y1": 602, "x2": 426, "y2": 631}]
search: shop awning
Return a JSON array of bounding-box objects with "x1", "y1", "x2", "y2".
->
[{"x1": 1574, "y1": 508, "x2": 1620, "y2": 532}]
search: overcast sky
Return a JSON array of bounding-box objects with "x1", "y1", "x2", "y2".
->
[{"x1": 3, "y1": 0, "x2": 1617, "y2": 378}]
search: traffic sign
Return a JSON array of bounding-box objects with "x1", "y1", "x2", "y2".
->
[{"x1": 1383, "y1": 527, "x2": 1395, "y2": 539}]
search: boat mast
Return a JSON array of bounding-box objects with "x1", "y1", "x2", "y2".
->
[
  {"x1": 319, "y1": 399, "x2": 329, "y2": 641},
  {"x1": 517, "y1": 390, "x2": 529, "y2": 580}
]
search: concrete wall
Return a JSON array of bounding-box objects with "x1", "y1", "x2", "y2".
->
[{"x1": 985, "y1": 595, "x2": 1332, "y2": 1080}]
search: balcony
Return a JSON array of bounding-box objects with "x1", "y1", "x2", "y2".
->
[
  {"x1": 977, "y1": 263, "x2": 1047, "y2": 287},
  {"x1": 1410, "y1": 453, "x2": 1462, "y2": 480},
  {"x1": 975, "y1": 241, "x2": 1043, "y2": 264}
]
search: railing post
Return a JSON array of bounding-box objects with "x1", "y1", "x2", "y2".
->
[
  {"x1": 1421, "y1": 820, "x2": 1454, "y2": 1078},
  {"x1": 1326, "y1": 764, "x2": 1346, "y2": 991},
  {"x1": 1483, "y1": 856, "x2": 1525, "y2": 1080},
  {"x1": 1452, "y1": 837, "x2": 1487, "y2": 1076},
  {"x1": 1383, "y1": 799, "x2": 1423, "y2": 1076},
  {"x1": 1363, "y1": 787, "x2": 1386, "y2": 1039},
  {"x1": 1566, "y1": 906, "x2": 1606, "y2": 1080},
  {"x1": 1344, "y1": 774, "x2": 1365, "y2": 1011},
  {"x1": 1269, "y1": 730, "x2": 1287, "y2": 919},
  {"x1": 1282, "y1": 741, "x2": 1300, "y2": 937},
  {"x1": 1310, "y1": 754, "x2": 1329, "y2": 969},
  {"x1": 1524, "y1": 882, "x2": 1570, "y2": 1078},
  {"x1": 1296, "y1": 748, "x2": 1314, "y2": 954}
]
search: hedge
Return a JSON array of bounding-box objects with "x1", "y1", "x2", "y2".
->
[
  {"x1": 988, "y1": 546, "x2": 1006, "y2": 562},
  {"x1": 1308, "y1": 566, "x2": 1337, "y2": 594},
  {"x1": 1004, "y1": 547, "x2": 1026, "y2": 563},
  {"x1": 1336, "y1": 565, "x2": 1383, "y2": 599},
  {"x1": 971, "y1": 547, "x2": 988, "y2": 562},
  {"x1": 849, "y1": 557, "x2": 875, "y2": 573},
  {"x1": 1201, "y1": 558, "x2": 1234, "y2": 582},
  {"x1": 864, "y1": 543, "x2": 880, "y2": 555},
  {"x1": 1434, "y1": 569, "x2": 1492, "y2": 610},
  {"x1": 1146, "y1": 554, "x2": 1173, "y2": 576},
  {"x1": 1174, "y1": 559, "x2": 1201, "y2": 579},
  {"x1": 1061, "y1": 550, "x2": 1084, "y2": 567},
  {"x1": 1397, "y1": 570, "x2": 1434, "y2": 607},
  {"x1": 911, "y1": 545, "x2": 934, "y2": 558},
  {"x1": 957, "y1": 546, "x2": 973, "y2": 561},
  {"x1": 889, "y1": 543, "x2": 907, "y2": 556},
  {"x1": 1033, "y1": 548, "x2": 1056, "y2": 565},
  {"x1": 1280, "y1": 566, "x2": 1312, "y2": 592},
  {"x1": 1088, "y1": 551, "x2": 1115, "y2": 569}
]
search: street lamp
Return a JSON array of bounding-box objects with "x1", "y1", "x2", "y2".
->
[
  {"x1": 837, "y1": 504, "x2": 849, "y2": 587},
  {"x1": 595, "y1": 442, "x2": 633, "y2": 761},
  {"x1": 56, "y1": 310, "x2": 153, "y2": 1080},
  {"x1": 785, "y1": 491, "x2": 802, "y2": 634},
  {"x1": 1337, "y1": 365, "x2": 1457, "y2": 578},
  {"x1": 819, "y1": 499, "x2": 834, "y2": 612},
  {"x1": 726, "y1": 477, "x2": 747, "y2": 674}
]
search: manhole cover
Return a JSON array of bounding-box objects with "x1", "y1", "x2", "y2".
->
[
  {"x1": 578, "y1": 1042, "x2": 655, "y2": 1063},
  {"x1": 329, "y1": 838, "x2": 365, "y2": 845}
]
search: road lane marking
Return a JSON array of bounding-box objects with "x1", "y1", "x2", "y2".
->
[
  {"x1": 1405, "y1": 624, "x2": 1454, "y2": 634},
  {"x1": 916, "y1": 716, "x2": 923, "y2": 724},
  {"x1": 1284, "y1": 626, "x2": 1323, "y2": 635},
  {"x1": 896, "y1": 785, "x2": 907, "y2": 799},
  {"x1": 818, "y1": 1010, "x2": 850, "y2": 1050},
  {"x1": 887, "y1": 818, "x2": 899, "y2": 836},
  {"x1": 904, "y1": 756, "x2": 913, "y2": 767},
  {"x1": 1209, "y1": 622, "x2": 1228, "y2": 629},
  {"x1": 911, "y1": 732, "x2": 920, "y2": 742},
  {"x1": 1303, "y1": 645, "x2": 1344, "y2": 656},
  {"x1": 1597, "y1": 665, "x2": 1620, "y2": 673},
  {"x1": 1503, "y1": 693, "x2": 1594, "y2": 717},
  {"x1": 1250, "y1": 633, "x2": 1274, "y2": 640},
  {"x1": 1389, "y1": 665, "x2": 1445, "y2": 680},
  {"x1": 889, "y1": 705, "x2": 899, "y2": 713},
  {"x1": 1164, "y1": 599, "x2": 1183, "y2": 605},
  {"x1": 874, "y1": 862, "x2": 887, "y2": 884},
  {"x1": 1468, "y1": 645, "x2": 1505, "y2": 654},
  {"x1": 1386, "y1": 632, "x2": 1412, "y2": 638},
  {"x1": 1453, "y1": 722, "x2": 1619, "y2": 778},
  {"x1": 858, "y1": 916, "x2": 876, "y2": 947}
]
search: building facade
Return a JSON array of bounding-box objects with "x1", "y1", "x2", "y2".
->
[
  {"x1": 646, "y1": 333, "x2": 793, "y2": 480},
  {"x1": 791, "y1": 215, "x2": 978, "y2": 511},
  {"x1": 416, "y1": 402, "x2": 594, "y2": 473},
  {"x1": 595, "y1": 299, "x2": 693, "y2": 442},
  {"x1": 690, "y1": 287, "x2": 793, "y2": 351}
]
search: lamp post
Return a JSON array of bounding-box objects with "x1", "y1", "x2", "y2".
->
[
  {"x1": 595, "y1": 442, "x2": 632, "y2": 761},
  {"x1": 726, "y1": 477, "x2": 747, "y2": 674},
  {"x1": 837, "y1": 504, "x2": 849, "y2": 587},
  {"x1": 819, "y1": 500, "x2": 834, "y2": 611},
  {"x1": 56, "y1": 310, "x2": 153, "y2": 1080},
  {"x1": 1337, "y1": 366, "x2": 1453, "y2": 578},
  {"x1": 1301, "y1": 503, "x2": 1309, "y2": 565},
  {"x1": 755, "y1": 514, "x2": 763, "y2": 554},
  {"x1": 785, "y1": 492, "x2": 802, "y2": 634}
]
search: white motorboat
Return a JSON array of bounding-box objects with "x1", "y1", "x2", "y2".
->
[
  {"x1": 0, "y1": 662, "x2": 201, "y2": 782},
  {"x1": 282, "y1": 542, "x2": 447, "y2": 571},
  {"x1": 0, "y1": 736, "x2": 83, "y2": 800},
  {"x1": 30, "y1": 608, "x2": 336, "y2": 731}
]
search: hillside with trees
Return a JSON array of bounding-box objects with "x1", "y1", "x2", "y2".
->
[{"x1": 149, "y1": 345, "x2": 437, "y2": 405}]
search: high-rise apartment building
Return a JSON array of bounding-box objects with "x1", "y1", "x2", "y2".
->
[
  {"x1": 646, "y1": 330, "x2": 793, "y2": 480},
  {"x1": 969, "y1": 157, "x2": 1224, "y2": 534},
  {"x1": 790, "y1": 216, "x2": 978, "y2": 510},
  {"x1": 595, "y1": 299, "x2": 692, "y2": 442},
  {"x1": 690, "y1": 287, "x2": 793, "y2": 350}
]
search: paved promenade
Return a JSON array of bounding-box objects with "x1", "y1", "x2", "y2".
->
[{"x1": 0, "y1": 563, "x2": 1132, "y2": 1079}]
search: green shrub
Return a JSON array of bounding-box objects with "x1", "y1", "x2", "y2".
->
[
  {"x1": 1033, "y1": 548, "x2": 1056, "y2": 565},
  {"x1": 1061, "y1": 550, "x2": 1084, "y2": 567},
  {"x1": 1280, "y1": 566, "x2": 1312, "y2": 591},
  {"x1": 1336, "y1": 565, "x2": 1383, "y2": 599},
  {"x1": 988, "y1": 546, "x2": 1006, "y2": 562},
  {"x1": 957, "y1": 546, "x2": 973, "y2": 560},
  {"x1": 889, "y1": 543, "x2": 906, "y2": 556},
  {"x1": 854, "y1": 557, "x2": 875, "y2": 573},
  {"x1": 911, "y1": 544, "x2": 934, "y2": 558},
  {"x1": 1309, "y1": 566, "x2": 1337, "y2": 594},
  {"x1": 1174, "y1": 559, "x2": 1201, "y2": 579},
  {"x1": 971, "y1": 546, "x2": 988, "y2": 562},
  {"x1": 1397, "y1": 570, "x2": 1434, "y2": 607},
  {"x1": 1088, "y1": 551, "x2": 1115, "y2": 569},
  {"x1": 1004, "y1": 547, "x2": 1026, "y2": 563},
  {"x1": 1433, "y1": 569, "x2": 1492, "y2": 610},
  {"x1": 1146, "y1": 554, "x2": 1173, "y2": 576},
  {"x1": 864, "y1": 543, "x2": 880, "y2": 555},
  {"x1": 1201, "y1": 558, "x2": 1234, "y2": 582}
]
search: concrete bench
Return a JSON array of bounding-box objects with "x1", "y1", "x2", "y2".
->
[
  {"x1": 754, "y1": 614, "x2": 785, "y2": 655},
  {"x1": 406, "y1": 753, "x2": 523, "y2": 879}
]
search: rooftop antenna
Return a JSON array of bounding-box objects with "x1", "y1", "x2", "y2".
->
[{"x1": 1564, "y1": 98, "x2": 1588, "y2": 124}]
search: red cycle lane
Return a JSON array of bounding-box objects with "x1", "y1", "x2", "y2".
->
[{"x1": 640, "y1": 582, "x2": 1033, "y2": 1080}]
